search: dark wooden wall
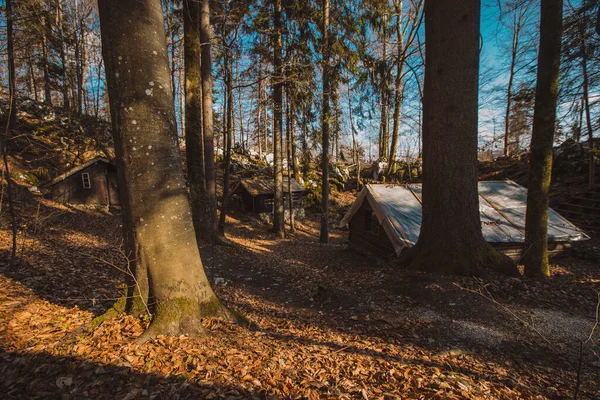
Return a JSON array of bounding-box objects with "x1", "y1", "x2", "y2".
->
[
  {"x1": 241, "y1": 191, "x2": 305, "y2": 214},
  {"x1": 50, "y1": 162, "x2": 120, "y2": 206},
  {"x1": 348, "y1": 199, "x2": 396, "y2": 258}
]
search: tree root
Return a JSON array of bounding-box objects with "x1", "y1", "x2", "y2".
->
[
  {"x1": 399, "y1": 242, "x2": 519, "y2": 277},
  {"x1": 135, "y1": 297, "x2": 253, "y2": 344}
]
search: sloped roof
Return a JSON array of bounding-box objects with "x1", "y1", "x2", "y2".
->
[
  {"x1": 234, "y1": 178, "x2": 305, "y2": 196},
  {"x1": 340, "y1": 182, "x2": 589, "y2": 255},
  {"x1": 42, "y1": 157, "x2": 114, "y2": 188}
]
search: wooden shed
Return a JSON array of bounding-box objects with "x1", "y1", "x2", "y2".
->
[
  {"x1": 42, "y1": 157, "x2": 120, "y2": 206},
  {"x1": 232, "y1": 178, "x2": 305, "y2": 214},
  {"x1": 340, "y1": 182, "x2": 589, "y2": 260}
]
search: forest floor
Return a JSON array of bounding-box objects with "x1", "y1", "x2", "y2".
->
[{"x1": 1, "y1": 183, "x2": 600, "y2": 399}]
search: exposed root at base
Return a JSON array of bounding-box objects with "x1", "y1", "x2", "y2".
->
[{"x1": 399, "y1": 243, "x2": 519, "y2": 277}]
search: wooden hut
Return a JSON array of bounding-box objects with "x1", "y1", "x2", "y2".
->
[
  {"x1": 340, "y1": 182, "x2": 589, "y2": 260},
  {"x1": 42, "y1": 157, "x2": 120, "y2": 206},
  {"x1": 232, "y1": 178, "x2": 305, "y2": 214}
]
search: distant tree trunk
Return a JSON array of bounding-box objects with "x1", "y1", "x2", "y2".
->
[
  {"x1": 56, "y1": 0, "x2": 70, "y2": 111},
  {"x1": 503, "y1": 12, "x2": 521, "y2": 157},
  {"x1": 401, "y1": 0, "x2": 517, "y2": 275},
  {"x1": 289, "y1": 95, "x2": 299, "y2": 181},
  {"x1": 238, "y1": 87, "x2": 246, "y2": 154},
  {"x1": 272, "y1": 0, "x2": 284, "y2": 237},
  {"x1": 522, "y1": 0, "x2": 563, "y2": 277},
  {"x1": 347, "y1": 83, "x2": 361, "y2": 188},
  {"x1": 320, "y1": 0, "x2": 331, "y2": 244},
  {"x1": 302, "y1": 110, "x2": 310, "y2": 180},
  {"x1": 387, "y1": 0, "x2": 405, "y2": 176},
  {"x1": 184, "y1": 0, "x2": 208, "y2": 244},
  {"x1": 98, "y1": 0, "x2": 239, "y2": 339},
  {"x1": 218, "y1": 52, "x2": 233, "y2": 236},
  {"x1": 27, "y1": 55, "x2": 38, "y2": 102},
  {"x1": 41, "y1": 15, "x2": 52, "y2": 105},
  {"x1": 257, "y1": 66, "x2": 263, "y2": 158},
  {"x1": 286, "y1": 96, "x2": 295, "y2": 232},
  {"x1": 201, "y1": 0, "x2": 218, "y2": 239},
  {"x1": 75, "y1": 1, "x2": 84, "y2": 115}
]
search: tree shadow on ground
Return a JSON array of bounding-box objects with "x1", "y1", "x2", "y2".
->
[
  {"x1": 0, "y1": 351, "x2": 268, "y2": 400},
  {"x1": 205, "y1": 217, "x2": 600, "y2": 378}
]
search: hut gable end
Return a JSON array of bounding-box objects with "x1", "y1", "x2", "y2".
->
[{"x1": 43, "y1": 157, "x2": 120, "y2": 206}]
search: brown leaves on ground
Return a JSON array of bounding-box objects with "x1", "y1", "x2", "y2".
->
[{"x1": 0, "y1": 192, "x2": 599, "y2": 399}]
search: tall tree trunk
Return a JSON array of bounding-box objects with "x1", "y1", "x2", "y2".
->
[
  {"x1": 201, "y1": 0, "x2": 217, "y2": 239},
  {"x1": 580, "y1": 19, "x2": 595, "y2": 188},
  {"x1": 320, "y1": 0, "x2": 331, "y2": 244},
  {"x1": 522, "y1": 0, "x2": 563, "y2": 277},
  {"x1": 97, "y1": 0, "x2": 239, "y2": 339},
  {"x1": 401, "y1": 0, "x2": 516, "y2": 275},
  {"x1": 184, "y1": 0, "x2": 208, "y2": 244},
  {"x1": 256, "y1": 65, "x2": 263, "y2": 160},
  {"x1": 218, "y1": 52, "x2": 233, "y2": 236},
  {"x1": 75, "y1": 0, "x2": 84, "y2": 115},
  {"x1": 380, "y1": 19, "x2": 389, "y2": 160},
  {"x1": 387, "y1": 0, "x2": 405, "y2": 176},
  {"x1": 7, "y1": 0, "x2": 17, "y2": 129},
  {"x1": 4, "y1": 0, "x2": 18, "y2": 267},
  {"x1": 272, "y1": 0, "x2": 284, "y2": 237},
  {"x1": 257, "y1": 65, "x2": 263, "y2": 158}
]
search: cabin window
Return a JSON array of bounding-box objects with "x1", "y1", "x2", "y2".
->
[
  {"x1": 82, "y1": 173, "x2": 91, "y2": 189},
  {"x1": 365, "y1": 210, "x2": 373, "y2": 231}
]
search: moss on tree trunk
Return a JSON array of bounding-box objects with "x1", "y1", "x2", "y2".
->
[
  {"x1": 522, "y1": 0, "x2": 563, "y2": 278},
  {"x1": 97, "y1": 0, "x2": 245, "y2": 339}
]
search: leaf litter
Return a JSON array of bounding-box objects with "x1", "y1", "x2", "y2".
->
[{"x1": 0, "y1": 191, "x2": 599, "y2": 399}]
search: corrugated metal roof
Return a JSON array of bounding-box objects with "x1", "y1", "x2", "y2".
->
[
  {"x1": 236, "y1": 178, "x2": 305, "y2": 196},
  {"x1": 340, "y1": 182, "x2": 589, "y2": 254}
]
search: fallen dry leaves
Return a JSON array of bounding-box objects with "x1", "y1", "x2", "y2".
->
[{"x1": 0, "y1": 190, "x2": 598, "y2": 399}]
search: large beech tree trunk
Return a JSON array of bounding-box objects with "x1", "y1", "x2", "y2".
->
[
  {"x1": 522, "y1": 0, "x2": 563, "y2": 277},
  {"x1": 183, "y1": 0, "x2": 208, "y2": 245},
  {"x1": 401, "y1": 0, "x2": 516, "y2": 275},
  {"x1": 98, "y1": 0, "x2": 236, "y2": 339}
]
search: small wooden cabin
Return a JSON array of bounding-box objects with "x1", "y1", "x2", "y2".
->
[
  {"x1": 42, "y1": 157, "x2": 120, "y2": 206},
  {"x1": 340, "y1": 182, "x2": 589, "y2": 260},
  {"x1": 232, "y1": 178, "x2": 305, "y2": 214}
]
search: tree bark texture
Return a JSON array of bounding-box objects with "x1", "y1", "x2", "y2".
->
[
  {"x1": 98, "y1": 0, "x2": 234, "y2": 339},
  {"x1": 218, "y1": 53, "x2": 233, "y2": 236},
  {"x1": 272, "y1": 0, "x2": 285, "y2": 237},
  {"x1": 200, "y1": 0, "x2": 218, "y2": 239},
  {"x1": 184, "y1": 0, "x2": 209, "y2": 245},
  {"x1": 522, "y1": 0, "x2": 563, "y2": 277},
  {"x1": 403, "y1": 0, "x2": 517, "y2": 275},
  {"x1": 320, "y1": 0, "x2": 331, "y2": 244}
]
